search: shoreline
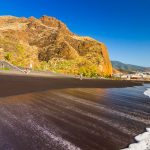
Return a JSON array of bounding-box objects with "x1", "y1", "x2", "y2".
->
[
  {"x1": 0, "y1": 70, "x2": 149, "y2": 83},
  {"x1": 0, "y1": 71, "x2": 149, "y2": 150},
  {"x1": 121, "y1": 88, "x2": 150, "y2": 150},
  {"x1": 0, "y1": 71, "x2": 144, "y2": 98}
]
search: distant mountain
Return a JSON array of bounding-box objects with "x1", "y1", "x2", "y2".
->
[{"x1": 111, "y1": 61, "x2": 150, "y2": 73}]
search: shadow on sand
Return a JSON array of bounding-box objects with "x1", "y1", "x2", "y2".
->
[{"x1": 0, "y1": 74, "x2": 142, "y2": 98}]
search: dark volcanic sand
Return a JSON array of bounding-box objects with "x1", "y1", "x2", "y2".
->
[{"x1": 0, "y1": 74, "x2": 149, "y2": 150}]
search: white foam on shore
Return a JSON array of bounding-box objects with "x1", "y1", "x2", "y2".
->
[
  {"x1": 121, "y1": 128, "x2": 150, "y2": 150},
  {"x1": 144, "y1": 88, "x2": 150, "y2": 98},
  {"x1": 121, "y1": 89, "x2": 150, "y2": 150}
]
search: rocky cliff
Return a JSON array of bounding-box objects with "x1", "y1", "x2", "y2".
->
[{"x1": 0, "y1": 15, "x2": 112, "y2": 77}]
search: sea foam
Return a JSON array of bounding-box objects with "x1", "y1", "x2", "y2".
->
[
  {"x1": 144, "y1": 88, "x2": 150, "y2": 98},
  {"x1": 121, "y1": 89, "x2": 150, "y2": 150}
]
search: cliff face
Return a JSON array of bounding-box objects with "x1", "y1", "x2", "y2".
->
[{"x1": 0, "y1": 15, "x2": 112, "y2": 76}]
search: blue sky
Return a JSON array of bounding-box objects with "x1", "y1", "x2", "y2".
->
[{"x1": 0, "y1": 0, "x2": 150, "y2": 66}]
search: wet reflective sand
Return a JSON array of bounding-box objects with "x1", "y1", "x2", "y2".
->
[{"x1": 0, "y1": 74, "x2": 149, "y2": 150}]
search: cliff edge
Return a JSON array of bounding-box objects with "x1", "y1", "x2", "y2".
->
[{"x1": 0, "y1": 15, "x2": 112, "y2": 77}]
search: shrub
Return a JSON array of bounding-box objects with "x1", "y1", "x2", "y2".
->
[{"x1": 4, "y1": 53, "x2": 12, "y2": 61}]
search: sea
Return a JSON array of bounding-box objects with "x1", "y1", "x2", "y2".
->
[
  {"x1": 121, "y1": 86, "x2": 150, "y2": 150},
  {"x1": 0, "y1": 83, "x2": 150, "y2": 150}
]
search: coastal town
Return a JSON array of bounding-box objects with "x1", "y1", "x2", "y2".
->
[{"x1": 113, "y1": 72, "x2": 150, "y2": 81}]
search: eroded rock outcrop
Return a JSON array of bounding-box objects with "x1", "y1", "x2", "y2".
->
[{"x1": 0, "y1": 15, "x2": 112, "y2": 76}]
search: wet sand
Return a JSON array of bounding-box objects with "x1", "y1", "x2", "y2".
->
[
  {"x1": 0, "y1": 73, "x2": 142, "y2": 97},
  {"x1": 0, "y1": 73, "x2": 149, "y2": 150}
]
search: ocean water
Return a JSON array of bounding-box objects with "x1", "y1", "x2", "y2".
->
[
  {"x1": 121, "y1": 88, "x2": 150, "y2": 150},
  {"x1": 0, "y1": 83, "x2": 150, "y2": 150}
]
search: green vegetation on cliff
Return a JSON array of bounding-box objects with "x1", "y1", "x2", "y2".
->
[{"x1": 0, "y1": 16, "x2": 112, "y2": 77}]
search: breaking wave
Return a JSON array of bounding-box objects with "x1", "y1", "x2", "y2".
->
[
  {"x1": 144, "y1": 89, "x2": 150, "y2": 98},
  {"x1": 121, "y1": 88, "x2": 150, "y2": 150}
]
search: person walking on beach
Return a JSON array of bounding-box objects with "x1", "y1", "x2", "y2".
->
[
  {"x1": 1, "y1": 62, "x2": 4, "y2": 69},
  {"x1": 80, "y1": 73, "x2": 83, "y2": 80},
  {"x1": 25, "y1": 62, "x2": 33, "y2": 74},
  {"x1": 29, "y1": 63, "x2": 33, "y2": 70}
]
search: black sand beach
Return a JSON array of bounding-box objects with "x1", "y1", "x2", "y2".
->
[
  {"x1": 0, "y1": 73, "x2": 142, "y2": 97},
  {"x1": 0, "y1": 73, "x2": 149, "y2": 150}
]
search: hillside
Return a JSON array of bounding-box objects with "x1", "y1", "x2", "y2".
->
[
  {"x1": 0, "y1": 15, "x2": 112, "y2": 77},
  {"x1": 112, "y1": 61, "x2": 150, "y2": 73}
]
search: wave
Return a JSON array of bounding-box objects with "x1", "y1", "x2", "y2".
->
[
  {"x1": 144, "y1": 88, "x2": 150, "y2": 98},
  {"x1": 121, "y1": 89, "x2": 150, "y2": 150}
]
